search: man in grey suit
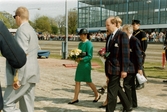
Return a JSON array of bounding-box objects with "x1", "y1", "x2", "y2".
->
[
  {"x1": 0, "y1": 20, "x2": 27, "y2": 111},
  {"x1": 3, "y1": 6, "x2": 40, "y2": 112}
]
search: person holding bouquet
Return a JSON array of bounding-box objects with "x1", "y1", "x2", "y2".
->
[{"x1": 68, "y1": 28, "x2": 101, "y2": 104}]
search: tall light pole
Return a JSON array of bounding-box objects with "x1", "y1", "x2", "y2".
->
[
  {"x1": 28, "y1": 8, "x2": 41, "y2": 10},
  {"x1": 65, "y1": 0, "x2": 68, "y2": 59}
]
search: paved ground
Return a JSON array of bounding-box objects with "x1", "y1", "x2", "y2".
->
[{"x1": 0, "y1": 57, "x2": 167, "y2": 112}]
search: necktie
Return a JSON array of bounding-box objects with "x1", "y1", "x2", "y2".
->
[{"x1": 107, "y1": 34, "x2": 113, "y2": 52}]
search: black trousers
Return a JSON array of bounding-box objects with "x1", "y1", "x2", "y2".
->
[
  {"x1": 106, "y1": 75, "x2": 130, "y2": 112},
  {"x1": 124, "y1": 73, "x2": 137, "y2": 107},
  {"x1": 136, "y1": 53, "x2": 146, "y2": 86}
]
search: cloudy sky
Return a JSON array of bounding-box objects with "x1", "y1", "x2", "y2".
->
[{"x1": 0, "y1": 0, "x2": 78, "y2": 21}]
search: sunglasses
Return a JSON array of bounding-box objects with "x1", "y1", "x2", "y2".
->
[{"x1": 13, "y1": 15, "x2": 17, "y2": 19}]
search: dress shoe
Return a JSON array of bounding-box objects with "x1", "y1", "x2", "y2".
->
[
  {"x1": 163, "y1": 80, "x2": 167, "y2": 83},
  {"x1": 68, "y1": 99, "x2": 79, "y2": 104},
  {"x1": 99, "y1": 104, "x2": 107, "y2": 108},
  {"x1": 132, "y1": 106, "x2": 137, "y2": 108},
  {"x1": 136, "y1": 84, "x2": 144, "y2": 90},
  {"x1": 97, "y1": 87, "x2": 105, "y2": 95},
  {"x1": 93, "y1": 95, "x2": 101, "y2": 102},
  {"x1": 122, "y1": 108, "x2": 132, "y2": 112}
]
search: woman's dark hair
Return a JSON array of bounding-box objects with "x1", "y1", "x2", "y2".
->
[{"x1": 87, "y1": 33, "x2": 90, "y2": 40}]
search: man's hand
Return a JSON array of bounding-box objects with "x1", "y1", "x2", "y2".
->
[
  {"x1": 121, "y1": 71, "x2": 127, "y2": 78},
  {"x1": 13, "y1": 81, "x2": 21, "y2": 90},
  {"x1": 75, "y1": 58, "x2": 82, "y2": 63},
  {"x1": 13, "y1": 69, "x2": 21, "y2": 90},
  {"x1": 138, "y1": 70, "x2": 143, "y2": 75}
]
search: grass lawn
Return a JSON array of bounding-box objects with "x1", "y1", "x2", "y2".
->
[
  {"x1": 91, "y1": 57, "x2": 167, "y2": 79},
  {"x1": 1, "y1": 53, "x2": 166, "y2": 79},
  {"x1": 144, "y1": 62, "x2": 167, "y2": 79}
]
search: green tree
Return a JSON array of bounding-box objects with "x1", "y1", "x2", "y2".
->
[
  {"x1": 0, "y1": 12, "x2": 12, "y2": 28},
  {"x1": 34, "y1": 16, "x2": 52, "y2": 33},
  {"x1": 51, "y1": 25, "x2": 58, "y2": 34},
  {"x1": 49, "y1": 17, "x2": 58, "y2": 34},
  {"x1": 68, "y1": 9, "x2": 77, "y2": 34}
]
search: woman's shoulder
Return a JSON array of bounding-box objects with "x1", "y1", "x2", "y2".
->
[{"x1": 86, "y1": 40, "x2": 93, "y2": 45}]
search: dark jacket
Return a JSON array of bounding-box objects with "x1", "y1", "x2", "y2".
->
[
  {"x1": 133, "y1": 29, "x2": 147, "y2": 52},
  {"x1": 128, "y1": 36, "x2": 143, "y2": 73},
  {"x1": 105, "y1": 30, "x2": 130, "y2": 77},
  {"x1": 0, "y1": 21, "x2": 26, "y2": 69}
]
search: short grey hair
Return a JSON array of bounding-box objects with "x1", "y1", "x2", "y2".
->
[{"x1": 122, "y1": 24, "x2": 133, "y2": 34}]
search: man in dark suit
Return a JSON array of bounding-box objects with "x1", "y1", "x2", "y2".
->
[
  {"x1": 105, "y1": 16, "x2": 131, "y2": 112},
  {"x1": 132, "y1": 20, "x2": 147, "y2": 90},
  {"x1": 0, "y1": 21, "x2": 26, "y2": 111},
  {"x1": 122, "y1": 24, "x2": 143, "y2": 109}
]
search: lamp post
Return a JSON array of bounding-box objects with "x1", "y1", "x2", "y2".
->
[
  {"x1": 28, "y1": 8, "x2": 41, "y2": 10},
  {"x1": 65, "y1": 0, "x2": 68, "y2": 59}
]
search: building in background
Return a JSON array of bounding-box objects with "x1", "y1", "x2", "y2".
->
[{"x1": 77, "y1": 0, "x2": 167, "y2": 33}]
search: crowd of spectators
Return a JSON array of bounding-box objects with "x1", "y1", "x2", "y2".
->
[
  {"x1": 37, "y1": 32, "x2": 108, "y2": 42},
  {"x1": 146, "y1": 31, "x2": 165, "y2": 42},
  {"x1": 37, "y1": 31, "x2": 166, "y2": 43}
]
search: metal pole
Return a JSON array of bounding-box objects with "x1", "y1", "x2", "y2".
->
[
  {"x1": 158, "y1": 0, "x2": 161, "y2": 26},
  {"x1": 126, "y1": 0, "x2": 129, "y2": 23},
  {"x1": 100, "y1": 0, "x2": 102, "y2": 27},
  {"x1": 65, "y1": 0, "x2": 68, "y2": 59}
]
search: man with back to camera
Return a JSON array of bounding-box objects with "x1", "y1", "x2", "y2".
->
[
  {"x1": 132, "y1": 20, "x2": 147, "y2": 90},
  {"x1": 3, "y1": 6, "x2": 40, "y2": 112},
  {"x1": 122, "y1": 24, "x2": 143, "y2": 109}
]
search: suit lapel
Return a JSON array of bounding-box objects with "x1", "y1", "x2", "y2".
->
[{"x1": 109, "y1": 30, "x2": 120, "y2": 48}]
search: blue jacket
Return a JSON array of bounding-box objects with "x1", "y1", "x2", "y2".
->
[{"x1": 0, "y1": 21, "x2": 26, "y2": 69}]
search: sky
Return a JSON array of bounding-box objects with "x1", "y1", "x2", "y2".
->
[{"x1": 0, "y1": 0, "x2": 78, "y2": 21}]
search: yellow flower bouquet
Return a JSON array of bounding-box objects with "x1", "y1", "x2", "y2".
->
[{"x1": 69, "y1": 48, "x2": 87, "y2": 60}]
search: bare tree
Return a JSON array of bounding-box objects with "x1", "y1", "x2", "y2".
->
[{"x1": 55, "y1": 15, "x2": 65, "y2": 35}]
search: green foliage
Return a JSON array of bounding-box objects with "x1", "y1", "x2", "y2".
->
[
  {"x1": 1, "y1": 9, "x2": 77, "y2": 35},
  {"x1": 29, "y1": 20, "x2": 35, "y2": 28},
  {"x1": 51, "y1": 25, "x2": 58, "y2": 34},
  {"x1": 68, "y1": 10, "x2": 77, "y2": 34},
  {"x1": 34, "y1": 16, "x2": 52, "y2": 33},
  {"x1": 0, "y1": 13, "x2": 11, "y2": 28}
]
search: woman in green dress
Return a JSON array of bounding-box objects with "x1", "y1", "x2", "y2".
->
[{"x1": 68, "y1": 28, "x2": 101, "y2": 104}]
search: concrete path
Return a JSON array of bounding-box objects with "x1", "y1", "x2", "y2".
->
[{"x1": 0, "y1": 57, "x2": 167, "y2": 112}]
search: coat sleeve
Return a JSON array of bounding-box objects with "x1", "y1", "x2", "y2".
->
[
  {"x1": 121, "y1": 32, "x2": 130, "y2": 72},
  {"x1": 0, "y1": 21, "x2": 26, "y2": 69},
  {"x1": 134, "y1": 38, "x2": 143, "y2": 70},
  {"x1": 141, "y1": 31, "x2": 147, "y2": 52}
]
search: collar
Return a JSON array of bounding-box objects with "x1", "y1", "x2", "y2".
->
[
  {"x1": 112, "y1": 28, "x2": 118, "y2": 37},
  {"x1": 129, "y1": 34, "x2": 132, "y2": 39},
  {"x1": 134, "y1": 29, "x2": 140, "y2": 32},
  {"x1": 20, "y1": 21, "x2": 28, "y2": 27}
]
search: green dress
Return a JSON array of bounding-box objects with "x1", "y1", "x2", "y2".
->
[{"x1": 75, "y1": 40, "x2": 93, "y2": 82}]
